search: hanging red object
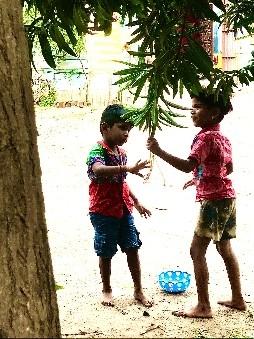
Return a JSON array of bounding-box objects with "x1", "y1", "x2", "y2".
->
[{"x1": 180, "y1": 13, "x2": 213, "y2": 59}]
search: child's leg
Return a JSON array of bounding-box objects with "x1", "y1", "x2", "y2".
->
[
  {"x1": 99, "y1": 256, "x2": 114, "y2": 306},
  {"x1": 119, "y1": 213, "x2": 152, "y2": 307},
  {"x1": 89, "y1": 213, "x2": 119, "y2": 307},
  {"x1": 190, "y1": 235, "x2": 212, "y2": 314},
  {"x1": 216, "y1": 240, "x2": 246, "y2": 310},
  {"x1": 173, "y1": 234, "x2": 212, "y2": 318},
  {"x1": 125, "y1": 248, "x2": 153, "y2": 307}
]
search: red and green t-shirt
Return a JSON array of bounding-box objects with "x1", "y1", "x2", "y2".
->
[{"x1": 86, "y1": 141, "x2": 134, "y2": 218}]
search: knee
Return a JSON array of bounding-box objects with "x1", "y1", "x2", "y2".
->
[
  {"x1": 125, "y1": 248, "x2": 138, "y2": 256},
  {"x1": 190, "y1": 244, "x2": 208, "y2": 261},
  {"x1": 216, "y1": 243, "x2": 232, "y2": 260}
]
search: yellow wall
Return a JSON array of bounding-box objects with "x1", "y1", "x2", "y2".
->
[
  {"x1": 86, "y1": 21, "x2": 130, "y2": 74},
  {"x1": 85, "y1": 21, "x2": 133, "y2": 106}
]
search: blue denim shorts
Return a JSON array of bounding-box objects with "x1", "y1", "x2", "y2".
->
[{"x1": 89, "y1": 212, "x2": 142, "y2": 258}]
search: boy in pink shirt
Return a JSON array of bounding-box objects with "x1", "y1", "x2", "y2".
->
[{"x1": 147, "y1": 89, "x2": 246, "y2": 318}]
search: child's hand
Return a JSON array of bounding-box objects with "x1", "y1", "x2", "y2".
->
[
  {"x1": 127, "y1": 159, "x2": 150, "y2": 177},
  {"x1": 134, "y1": 202, "x2": 152, "y2": 218},
  {"x1": 183, "y1": 179, "x2": 195, "y2": 190},
  {"x1": 146, "y1": 137, "x2": 160, "y2": 155}
]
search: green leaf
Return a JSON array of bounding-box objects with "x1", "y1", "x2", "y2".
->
[
  {"x1": 214, "y1": 80, "x2": 225, "y2": 100},
  {"x1": 127, "y1": 73, "x2": 149, "y2": 89},
  {"x1": 128, "y1": 51, "x2": 154, "y2": 57},
  {"x1": 50, "y1": 25, "x2": 76, "y2": 57},
  {"x1": 131, "y1": 26, "x2": 141, "y2": 36},
  {"x1": 130, "y1": 0, "x2": 143, "y2": 5},
  {"x1": 73, "y1": 5, "x2": 87, "y2": 34},
  {"x1": 101, "y1": 20, "x2": 113, "y2": 36},
  {"x1": 113, "y1": 74, "x2": 139, "y2": 85},
  {"x1": 63, "y1": 25, "x2": 77, "y2": 46},
  {"x1": 238, "y1": 72, "x2": 250, "y2": 85},
  {"x1": 188, "y1": 0, "x2": 220, "y2": 21},
  {"x1": 126, "y1": 109, "x2": 147, "y2": 126},
  {"x1": 159, "y1": 108, "x2": 186, "y2": 128},
  {"x1": 172, "y1": 78, "x2": 178, "y2": 97},
  {"x1": 186, "y1": 40, "x2": 213, "y2": 78},
  {"x1": 128, "y1": 32, "x2": 144, "y2": 44},
  {"x1": 133, "y1": 73, "x2": 149, "y2": 102},
  {"x1": 179, "y1": 80, "x2": 184, "y2": 98},
  {"x1": 161, "y1": 96, "x2": 190, "y2": 111},
  {"x1": 114, "y1": 68, "x2": 142, "y2": 76},
  {"x1": 38, "y1": 31, "x2": 56, "y2": 68},
  {"x1": 112, "y1": 60, "x2": 148, "y2": 68},
  {"x1": 158, "y1": 117, "x2": 173, "y2": 128},
  {"x1": 180, "y1": 63, "x2": 202, "y2": 94},
  {"x1": 210, "y1": 0, "x2": 226, "y2": 12},
  {"x1": 55, "y1": 284, "x2": 64, "y2": 291}
]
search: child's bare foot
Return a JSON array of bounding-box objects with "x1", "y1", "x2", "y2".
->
[
  {"x1": 134, "y1": 290, "x2": 153, "y2": 308},
  {"x1": 172, "y1": 305, "x2": 213, "y2": 319},
  {"x1": 101, "y1": 289, "x2": 114, "y2": 307},
  {"x1": 218, "y1": 299, "x2": 247, "y2": 311}
]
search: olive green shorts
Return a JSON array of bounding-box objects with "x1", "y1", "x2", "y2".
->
[{"x1": 195, "y1": 198, "x2": 236, "y2": 243}]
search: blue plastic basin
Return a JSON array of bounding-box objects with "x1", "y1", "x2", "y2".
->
[{"x1": 158, "y1": 270, "x2": 191, "y2": 293}]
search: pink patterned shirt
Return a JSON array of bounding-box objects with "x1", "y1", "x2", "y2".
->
[{"x1": 188, "y1": 124, "x2": 236, "y2": 201}]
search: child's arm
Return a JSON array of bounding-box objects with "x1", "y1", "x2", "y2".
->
[
  {"x1": 92, "y1": 159, "x2": 150, "y2": 177},
  {"x1": 129, "y1": 188, "x2": 151, "y2": 218},
  {"x1": 147, "y1": 137, "x2": 197, "y2": 173}
]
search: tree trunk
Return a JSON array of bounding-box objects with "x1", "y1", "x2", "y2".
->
[{"x1": 0, "y1": 1, "x2": 61, "y2": 337}]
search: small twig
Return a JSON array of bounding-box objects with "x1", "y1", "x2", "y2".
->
[
  {"x1": 143, "y1": 152, "x2": 154, "y2": 183},
  {"x1": 140, "y1": 325, "x2": 162, "y2": 335},
  {"x1": 154, "y1": 156, "x2": 167, "y2": 186}
]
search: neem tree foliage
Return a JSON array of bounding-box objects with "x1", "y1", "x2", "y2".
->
[{"x1": 24, "y1": 0, "x2": 254, "y2": 133}]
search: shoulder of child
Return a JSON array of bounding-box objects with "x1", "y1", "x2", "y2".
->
[
  {"x1": 202, "y1": 131, "x2": 231, "y2": 147},
  {"x1": 86, "y1": 142, "x2": 105, "y2": 164},
  {"x1": 201, "y1": 130, "x2": 222, "y2": 139},
  {"x1": 88, "y1": 142, "x2": 104, "y2": 153}
]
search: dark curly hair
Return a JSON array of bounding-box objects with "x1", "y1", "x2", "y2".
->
[
  {"x1": 100, "y1": 104, "x2": 128, "y2": 126},
  {"x1": 100, "y1": 104, "x2": 133, "y2": 134},
  {"x1": 190, "y1": 89, "x2": 233, "y2": 120}
]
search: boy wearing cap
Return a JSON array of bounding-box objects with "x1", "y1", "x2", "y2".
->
[{"x1": 86, "y1": 104, "x2": 153, "y2": 307}]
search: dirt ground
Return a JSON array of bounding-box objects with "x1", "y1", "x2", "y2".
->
[{"x1": 36, "y1": 88, "x2": 254, "y2": 338}]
